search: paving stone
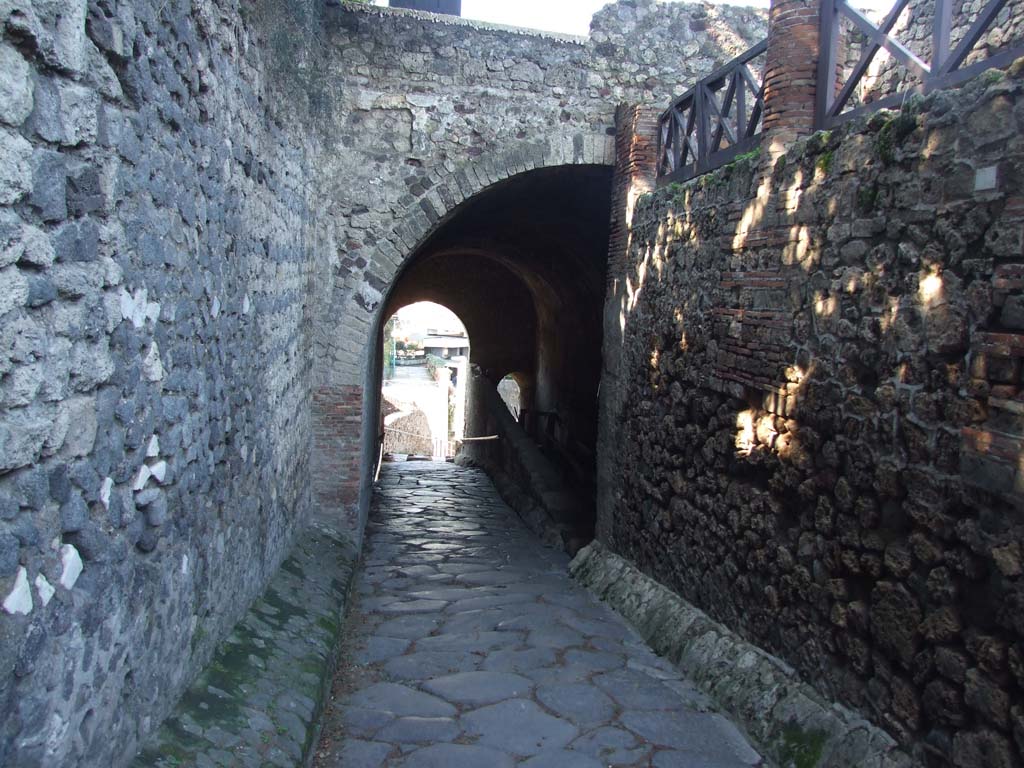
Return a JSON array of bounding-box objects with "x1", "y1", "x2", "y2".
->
[
  {"x1": 338, "y1": 739, "x2": 392, "y2": 768},
  {"x1": 620, "y1": 710, "x2": 762, "y2": 764},
  {"x1": 340, "y1": 707, "x2": 395, "y2": 739},
  {"x1": 373, "y1": 615, "x2": 441, "y2": 639},
  {"x1": 347, "y1": 683, "x2": 456, "y2": 718},
  {"x1": 416, "y1": 630, "x2": 522, "y2": 653},
  {"x1": 527, "y1": 625, "x2": 588, "y2": 648},
  {"x1": 461, "y1": 698, "x2": 578, "y2": 756},
  {"x1": 536, "y1": 683, "x2": 617, "y2": 725},
  {"x1": 570, "y1": 725, "x2": 649, "y2": 765},
  {"x1": 396, "y1": 741, "x2": 519, "y2": 767},
  {"x1": 378, "y1": 599, "x2": 449, "y2": 614},
  {"x1": 520, "y1": 751, "x2": 606, "y2": 768},
  {"x1": 383, "y1": 651, "x2": 480, "y2": 680},
  {"x1": 593, "y1": 668, "x2": 682, "y2": 709},
  {"x1": 374, "y1": 716, "x2": 460, "y2": 745},
  {"x1": 356, "y1": 636, "x2": 411, "y2": 665},
  {"x1": 423, "y1": 671, "x2": 533, "y2": 706},
  {"x1": 482, "y1": 647, "x2": 558, "y2": 674},
  {"x1": 316, "y1": 464, "x2": 762, "y2": 768}
]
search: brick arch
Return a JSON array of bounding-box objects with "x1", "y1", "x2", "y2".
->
[{"x1": 311, "y1": 136, "x2": 615, "y2": 536}]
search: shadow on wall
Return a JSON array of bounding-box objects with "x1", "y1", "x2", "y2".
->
[{"x1": 608, "y1": 70, "x2": 1023, "y2": 766}]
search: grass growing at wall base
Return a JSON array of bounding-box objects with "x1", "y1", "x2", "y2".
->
[{"x1": 776, "y1": 723, "x2": 829, "y2": 768}]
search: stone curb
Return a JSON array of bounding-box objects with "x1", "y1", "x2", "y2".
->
[
  {"x1": 570, "y1": 542, "x2": 919, "y2": 768},
  {"x1": 131, "y1": 519, "x2": 359, "y2": 768}
]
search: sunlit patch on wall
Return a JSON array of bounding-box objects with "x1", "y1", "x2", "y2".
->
[{"x1": 735, "y1": 409, "x2": 755, "y2": 454}]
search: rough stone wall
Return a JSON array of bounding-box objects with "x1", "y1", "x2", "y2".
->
[
  {"x1": 0, "y1": 0, "x2": 772, "y2": 764},
  {"x1": 312, "y1": 0, "x2": 768, "y2": 389},
  {"x1": 308, "y1": 0, "x2": 767, "y2": 533},
  {"x1": 839, "y1": 0, "x2": 1024, "y2": 112},
  {"x1": 0, "y1": 0, "x2": 333, "y2": 764},
  {"x1": 601, "y1": 64, "x2": 1024, "y2": 766}
]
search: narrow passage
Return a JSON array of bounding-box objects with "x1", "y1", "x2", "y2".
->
[{"x1": 315, "y1": 462, "x2": 762, "y2": 767}]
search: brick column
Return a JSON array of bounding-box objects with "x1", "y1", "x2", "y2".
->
[
  {"x1": 312, "y1": 385, "x2": 365, "y2": 527},
  {"x1": 607, "y1": 104, "x2": 659, "y2": 285},
  {"x1": 762, "y1": 0, "x2": 821, "y2": 157}
]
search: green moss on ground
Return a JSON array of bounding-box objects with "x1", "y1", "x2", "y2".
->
[{"x1": 777, "y1": 723, "x2": 829, "y2": 768}]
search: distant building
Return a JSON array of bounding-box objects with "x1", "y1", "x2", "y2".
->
[
  {"x1": 423, "y1": 333, "x2": 469, "y2": 359},
  {"x1": 389, "y1": 0, "x2": 461, "y2": 16}
]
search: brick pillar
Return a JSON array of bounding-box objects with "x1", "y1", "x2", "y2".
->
[
  {"x1": 312, "y1": 385, "x2": 365, "y2": 528},
  {"x1": 762, "y1": 0, "x2": 821, "y2": 157},
  {"x1": 607, "y1": 104, "x2": 659, "y2": 285}
]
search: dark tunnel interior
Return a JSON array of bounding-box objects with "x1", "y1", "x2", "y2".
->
[{"x1": 380, "y1": 164, "x2": 614, "y2": 538}]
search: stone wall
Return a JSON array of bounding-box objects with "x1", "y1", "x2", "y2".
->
[
  {"x1": 0, "y1": 0, "x2": 772, "y2": 764},
  {"x1": 0, "y1": 0, "x2": 334, "y2": 764},
  {"x1": 307, "y1": 0, "x2": 767, "y2": 535},
  {"x1": 600, "y1": 63, "x2": 1024, "y2": 766}
]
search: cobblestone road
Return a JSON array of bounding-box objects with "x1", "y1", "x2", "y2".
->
[{"x1": 315, "y1": 462, "x2": 763, "y2": 768}]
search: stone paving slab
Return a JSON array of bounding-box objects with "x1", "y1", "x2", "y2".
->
[
  {"x1": 570, "y1": 542, "x2": 916, "y2": 768},
  {"x1": 132, "y1": 517, "x2": 358, "y2": 768},
  {"x1": 314, "y1": 462, "x2": 764, "y2": 767}
]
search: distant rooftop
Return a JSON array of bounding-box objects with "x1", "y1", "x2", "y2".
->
[{"x1": 423, "y1": 335, "x2": 471, "y2": 348}]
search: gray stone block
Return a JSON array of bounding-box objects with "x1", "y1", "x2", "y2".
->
[
  {"x1": 65, "y1": 162, "x2": 104, "y2": 216},
  {"x1": 25, "y1": 275, "x2": 56, "y2": 308},
  {"x1": 59, "y1": 493, "x2": 88, "y2": 533},
  {"x1": 0, "y1": 532, "x2": 18, "y2": 577},
  {"x1": 0, "y1": 406, "x2": 51, "y2": 473},
  {"x1": 29, "y1": 150, "x2": 67, "y2": 222},
  {"x1": 0, "y1": 43, "x2": 32, "y2": 127},
  {"x1": 53, "y1": 220, "x2": 99, "y2": 263},
  {"x1": 27, "y1": 75, "x2": 97, "y2": 146},
  {"x1": 0, "y1": 128, "x2": 32, "y2": 204}
]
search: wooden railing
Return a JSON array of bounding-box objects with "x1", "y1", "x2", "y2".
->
[
  {"x1": 657, "y1": 39, "x2": 768, "y2": 185},
  {"x1": 817, "y1": 0, "x2": 1024, "y2": 128}
]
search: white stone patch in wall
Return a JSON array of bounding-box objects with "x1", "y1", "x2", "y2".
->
[
  {"x1": 43, "y1": 0, "x2": 89, "y2": 75},
  {"x1": 406, "y1": 93, "x2": 439, "y2": 108},
  {"x1": 33, "y1": 77, "x2": 98, "y2": 146},
  {"x1": 63, "y1": 395, "x2": 97, "y2": 457},
  {"x1": 120, "y1": 287, "x2": 149, "y2": 328},
  {"x1": 0, "y1": 128, "x2": 32, "y2": 205},
  {"x1": 356, "y1": 280, "x2": 383, "y2": 311},
  {"x1": 133, "y1": 464, "x2": 151, "y2": 491},
  {"x1": 181, "y1": 554, "x2": 189, "y2": 575},
  {"x1": 100, "y1": 477, "x2": 114, "y2": 510},
  {"x1": 146, "y1": 300, "x2": 161, "y2": 323},
  {"x1": 0, "y1": 264, "x2": 30, "y2": 318},
  {"x1": 20, "y1": 225, "x2": 55, "y2": 268},
  {"x1": 102, "y1": 256, "x2": 124, "y2": 288},
  {"x1": 35, "y1": 574, "x2": 54, "y2": 607},
  {"x1": 0, "y1": 43, "x2": 34, "y2": 127},
  {"x1": 242, "y1": 294, "x2": 251, "y2": 314},
  {"x1": 150, "y1": 461, "x2": 167, "y2": 484},
  {"x1": 142, "y1": 342, "x2": 164, "y2": 382},
  {"x1": 44, "y1": 712, "x2": 70, "y2": 761},
  {"x1": 211, "y1": 295, "x2": 220, "y2": 318},
  {"x1": 59, "y1": 544, "x2": 83, "y2": 590},
  {"x1": 975, "y1": 165, "x2": 998, "y2": 192},
  {"x1": 374, "y1": 94, "x2": 408, "y2": 110},
  {"x1": 146, "y1": 435, "x2": 160, "y2": 458},
  {"x1": 3, "y1": 567, "x2": 33, "y2": 615}
]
